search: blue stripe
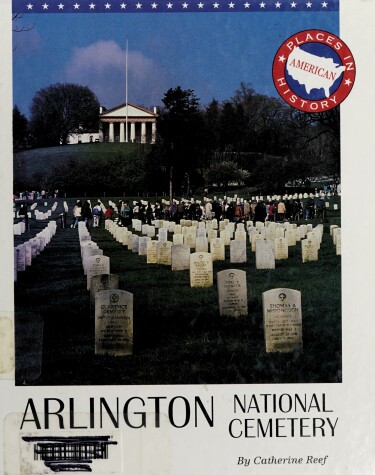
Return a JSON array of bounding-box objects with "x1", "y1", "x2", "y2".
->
[{"x1": 12, "y1": 0, "x2": 339, "y2": 13}]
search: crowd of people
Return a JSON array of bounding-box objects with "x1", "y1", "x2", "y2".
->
[
  {"x1": 70, "y1": 193, "x2": 331, "y2": 229},
  {"x1": 13, "y1": 190, "x2": 334, "y2": 235}
]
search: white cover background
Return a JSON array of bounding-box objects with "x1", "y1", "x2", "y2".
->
[{"x1": 1, "y1": 0, "x2": 374, "y2": 473}]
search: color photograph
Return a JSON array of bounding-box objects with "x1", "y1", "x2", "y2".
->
[
  {"x1": 12, "y1": 4, "x2": 342, "y2": 386},
  {"x1": 2, "y1": 2, "x2": 375, "y2": 474}
]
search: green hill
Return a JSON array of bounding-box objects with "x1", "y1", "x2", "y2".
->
[{"x1": 14, "y1": 142, "x2": 152, "y2": 190}]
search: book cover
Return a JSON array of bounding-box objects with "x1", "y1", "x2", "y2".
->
[{"x1": 1, "y1": 0, "x2": 374, "y2": 473}]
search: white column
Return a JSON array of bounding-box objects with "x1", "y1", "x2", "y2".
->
[
  {"x1": 109, "y1": 122, "x2": 114, "y2": 142},
  {"x1": 119, "y1": 122, "x2": 125, "y2": 143},
  {"x1": 151, "y1": 121, "x2": 157, "y2": 144},
  {"x1": 141, "y1": 122, "x2": 146, "y2": 143},
  {"x1": 130, "y1": 122, "x2": 136, "y2": 142}
]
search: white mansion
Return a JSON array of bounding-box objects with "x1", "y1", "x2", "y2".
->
[{"x1": 66, "y1": 102, "x2": 158, "y2": 145}]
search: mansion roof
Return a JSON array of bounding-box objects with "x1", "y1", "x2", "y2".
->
[{"x1": 100, "y1": 102, "x2": 158, "y2": 120}]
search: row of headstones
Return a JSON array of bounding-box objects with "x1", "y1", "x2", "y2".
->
[
  {"x1": 78, "y1": 221, "x2": 305, "y2": 356},
  {"x1": 13, "y1": 201, "x2": 63, "y2": 235},
  {"x1": 130, "y1": 216, "x2": 319, "y2": 242},
  {"x1": 91, "y1": 269, "x2": 303, "y2": 355},
  {"x1": 105, "y1": 218, "x2": 328, "y2": 270},
  {"x1": 75, "y1": 222, "x2": 131, "y2": 356},
  {"x1": 133, "y1": 191, "x2": 339, "y2": 207},
  {"x1": 33, "y1": 201, "x2": 61, "y2": 220},
  {"x1": 13, "y1": 221, "x2": 58, "y2": 282}
]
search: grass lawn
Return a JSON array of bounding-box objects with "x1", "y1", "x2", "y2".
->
[
  {"x1": 14, "y1": 143, "x2": 151, "y2": 188},
  {"x1": 14, "y1": 196, "x2": 341, "y2": 386}
]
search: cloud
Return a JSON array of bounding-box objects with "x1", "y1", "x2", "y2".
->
[{"x1": 63, "y1": 40, "x2": 168, "y2": 108}]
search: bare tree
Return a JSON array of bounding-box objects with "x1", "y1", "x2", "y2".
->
[{"x1": 12, "y1": 13, "x2": 34, "y2": 33}]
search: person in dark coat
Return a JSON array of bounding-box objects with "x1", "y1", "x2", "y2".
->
[
  {"x1": 254, "y1": 200, "x2": 267, "y2": 222},
  {"x1": 81, "y1": 200, "x2": 93, "y2": 227}
]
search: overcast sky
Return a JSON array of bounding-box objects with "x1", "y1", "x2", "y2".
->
[{"x1": 13, "y1": 11, "x2": 338, "y2": 117}]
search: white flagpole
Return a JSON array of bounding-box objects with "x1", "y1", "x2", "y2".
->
[{"x1": 125, "y1": 36, "x2": 128, "y2": 143}]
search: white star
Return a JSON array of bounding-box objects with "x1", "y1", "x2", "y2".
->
[
  {"x1": 26, "y1": 3, "x2": 33, "y2": 9},
  {"x1": 279, "y1": 55, "x2": 286, "y2": 62},
  {"x1": 228, "y1": 2, "x2": 235, "y2": 7},
  {"x1": 136, "y1": 2, "x2": 142, "y2": 7},
  {"x1": 345, "y1": 78, "x2": 352, "y2": 86},
  {"x1": 105, "y1": 2, "x2": 111, "y2": 8},
  {"x1": 151, "y1": 2, "x2": 157, "y2": 7},
  {"x1": 244, "y1": 1, "x2": 250, "y2": 6},
  {"x1": 58, "y1": 3, "x2": 64, "y2": 9},
  {"x1": 42, "y1": 3, "x2": 49, "y2": 9},
  {"x1": 120, "y1": 3, "x2": 127, "y2": 8},
  {"x1": 182, "y1": 1, "x2": 189, "y2": 6},
  {"x1": 321, "y1": 1, "x2": 328, "y2": 6},
  {"x1": 89, "y1": 2, "x2": 95, "y2": 8},
  {"x1": 73, "y1": 2, "x2": 80, "y2": 8},
  {"x1": 198, "y1": 2, "x2": 204, "y2": 7},
  {"x1": 290, "y1": 1, "x2": 297, "y2": 7},
  {"x1": 166, "y1": 1, "x2": 173, "y2": 6},
  {"x1": 259, "y1": 2, "x2": 266, "y2": 7},
  {"x1": 275, "y1": 1, "x2": 281, "y2": 7},
  {"x1": 306, "y1": 1, "x2": 312, "y2": 6}
]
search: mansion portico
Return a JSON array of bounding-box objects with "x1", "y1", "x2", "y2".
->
[{"x1": 100, "y1": 102, "x2": 158, "y2": 144}]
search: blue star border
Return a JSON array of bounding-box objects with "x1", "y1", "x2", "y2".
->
[{"x1": 13, "y1": 0, "x2": 339, "y2": 13}]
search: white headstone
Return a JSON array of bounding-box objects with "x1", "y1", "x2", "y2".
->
[
  {"x1": 332, "y1": 227, "x2": 341, "y2": 245},
  {"x1": 15, "y1": 245, "x2": 26, "y2": 272},
  {"x1": 171, "y1": 244, "x2": 191, "y2": 271},
  {"x1": 285, "y1": 229, "x2": 297, "y2": 246},
  {"x1": 217, "y1": 269, "x2": 248, "y2": 317},
  {"x1": 195, "y1": 236, "x2": 209, "y2": 253},
  {"x1": 251, "y1": 234, "x2": 264, "y2": 252},
  {"x1": 133, "y1": 219, "x2": 142, "y2": 232},
  {"x1": 210, "y1": 238, "x2": 225, "y2": 261},
  {"x1": 90, "y1": 273, "x2": 120, "y2": 309},
  {"x1": 301, "y1": 239, "x2": 318, "y2": 263},
  {"x1": 131, "y1": 234, "x2": 140, "y2": 253},
  {"x1": 86, "y1": 255, "x2": 110, "y2": 290},
  {"x1": 147, "y1": 240, "x2": 158, "y2": 264},
  {"x1": 95, "y1": 289, "x2": 133, "y2": 356},
  {"x1": 13, "y1": 223, "x2": 22, "y2": 235},
  {"x1": 174, "y1": 224, "x2": 182, "y2": 235},
  {"x1": 82, "y1": 247, "x2": 103, "y2": 274},
  {"x1": 158, "y1": 228, "x2": 168, "y2": 242},
  {"x1": 273, "y1": 237, "x2": 288, "y2": 260},
  {"x1": 184, "y1": 233, "x2": 196, "y2": 249},
  {"x1": 147, "y1": 225, "x2": 156, "y2": 238},
  {"x1": 234, "y1": 230, "x2": 247, "y2": 241},
  {"x1": 190, "y1": 252, "x2": 213, "y2": 287},
  {"x1": 173, "y1": 233, "x2": 184, "y2": 245},
  {"x1": 138, "y1": 236, "x2": 151, "y2": 256},
  {"x1": 230, "y1": 240, "x2": 247, "y2": 264},
  {"x1": 256, "y1": 240, "x2": 276, "y2": 269},
  {"x1": 299, "y1": 225, "x2": 308, "y2": 239},
  {"x1": 207, "y1": 230, "x2": 217, "y2": 243},
  {"x1": 157, "y1": 241, "x2": 172, "y2": 265},
  {"x1": 262, "y1": 288, "x2": 303, "y2": 353},
  {"x1": 336, "y1": 234, "x2": 341, "y2": 256}
]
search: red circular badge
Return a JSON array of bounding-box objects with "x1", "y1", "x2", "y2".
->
[{"x1": 272, "y1": 29, "x2": 355, "y2": 112}]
